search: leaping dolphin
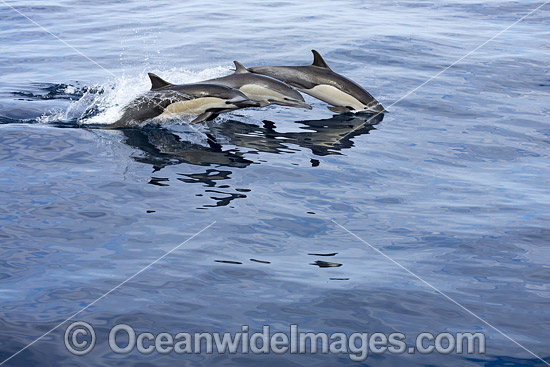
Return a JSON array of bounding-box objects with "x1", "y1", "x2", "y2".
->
[
  {"x1": 108, "y1": 73, "x2": 260, "y2": 128},
  {"x1": 204, "y1": 61, "x2": 311, "y2": 110},
  {"x1": 249, "y1": 50, "x2": 384, "y2": 114}
]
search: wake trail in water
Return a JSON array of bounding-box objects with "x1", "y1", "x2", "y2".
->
[{"x1": 10, "y1": 66, "x2": 232, "y2": 126}]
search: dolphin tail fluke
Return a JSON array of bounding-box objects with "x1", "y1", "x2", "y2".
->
[
  {"x1": 190, "y1": 112, "x2": 218, "y2": 125},
  {"x1": 233, "y1": 61, "x2": 250, "y2": 74},
  {"x1": 148, "y1": 73, "x2": 173, "y2": 90},
  {"x1": 311, "y1": 50, "x2": 330, "y2": 69}
]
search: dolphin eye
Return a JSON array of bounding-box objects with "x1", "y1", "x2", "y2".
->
[{"x1": 225, "y1": 101, "x2": 232, "y2": 104}]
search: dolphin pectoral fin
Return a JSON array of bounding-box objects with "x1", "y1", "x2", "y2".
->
[
  {"x1": 189, "y1": 112, "x2": 219, "y2": 125},
  {"x1": 258, "y1": 101, "x2": 271, "y2": 107},
  {"x1": 267, "y1": 99, "x2": 281, "y2": 106},
  {"x1": 233, "y1": 61, "x2": 250, "y2": 74},
  {"x1": 205, "y1": 112, "x2": 220, "y2": 121},
  {"x1": 311, "y1": 50, "x2": 331, "y2": 69},
  {"x1": 327, "y1": 106, "x2": 350, "y2": 114},
  {"x1": 148, "y1": 73, "x2": 173, "y2": 90}
]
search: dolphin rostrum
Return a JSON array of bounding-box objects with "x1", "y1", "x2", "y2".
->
[
  {"x1": 204, "y1": 61, "x2": 311, "y2": 109},
  {"x1": 249, "y1": 50, "x2": 384, "y2": 114},
  {"x1": 109, "y1": 73, "x2": 260, "y2": 128}
]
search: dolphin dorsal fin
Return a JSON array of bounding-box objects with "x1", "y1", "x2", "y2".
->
[
  {"x1": 148, "y1": 73, "x2": 172, "y2": 90},
  {"x1": 233, "y1": 61, "x2": 250, "y2": 74},
  {"x1": 311, "y1": 50, "x2": 330, "y2": 69}
]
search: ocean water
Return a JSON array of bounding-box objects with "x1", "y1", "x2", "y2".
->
[{"x1": 1, "y1": 0, "x2": 549, "y2": 366}]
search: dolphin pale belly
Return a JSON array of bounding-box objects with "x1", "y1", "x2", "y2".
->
[
  {"x1": 204, "y1": 61, "x2": 311, "y2": 110},
  {"x1": 249, "y1": 50, "x2": 384, "y2": 114},
  {"x1": 108, "y1": 73, "x2": 260, "y2": 128}
]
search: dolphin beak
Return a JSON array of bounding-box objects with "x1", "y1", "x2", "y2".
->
[
  {"x1": 235, "y1": 99, "x2": 262, "y2": 108},
  {"x1": 270, "y1": 99, "x2": 312, "y2": 110},
  {"x1": 364, "y1": 102, "x2": 385, "y2": 114}
]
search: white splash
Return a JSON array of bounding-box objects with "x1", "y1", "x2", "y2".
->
[{"x1": 68, "y1": 66, "x2": 231, "y2": 125}]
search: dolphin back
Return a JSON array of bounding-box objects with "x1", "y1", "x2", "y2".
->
[
  {"x1": 206, "y1": 62, "x2": 309, "y2": 103},
  {"x1": 249, "y1": 50, "x2": 384, "y2": 113},
  {"x1": 109, "y1": 91, "x2": 190, "y2": 128}
]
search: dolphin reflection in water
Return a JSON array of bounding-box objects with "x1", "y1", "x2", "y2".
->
[{"x1": 113, "y1": 113, "x2": 383, "y2": 207}]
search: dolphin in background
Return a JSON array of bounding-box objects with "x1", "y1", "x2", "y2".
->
[
  {"x1": 249, "y1": 50, "x2": 385, "y2": 114},
  {"x1": 204, "y1": 61, "x2": 311, "y2": 110},
  {"x1": 108, "y1": 73, "x2": 260, "y2": 128}
]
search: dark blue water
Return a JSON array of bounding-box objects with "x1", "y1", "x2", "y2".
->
[{"x1": 1, "y1": 0, "x2": 550, "y2": 366}]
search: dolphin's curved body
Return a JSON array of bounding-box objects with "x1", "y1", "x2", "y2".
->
[
  {"x1": 109, "y1": 73, "x2": 260, "y2": 128},
  {"x1": 249, "y1": 50, "x2": 384, "y2": 114},
  {"x1": 204, "y1": 61, "x2": 311, "y2": 110}
]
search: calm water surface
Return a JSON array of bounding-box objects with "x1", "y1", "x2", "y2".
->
[{"x1": 0, "y1": 0, "x2": 549, "y2": 366}]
